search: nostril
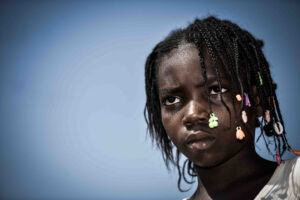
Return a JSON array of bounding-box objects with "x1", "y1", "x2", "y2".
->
[
  {"x1": 185, "y1": 122, "x2": 193, "y2": 128},
  {"x1": 182, "y1": 101, "x2": 209, "y2": 127},
  {"x1": 184, "y1": 122, "x2": 194, "y2": 132},
  {"x1": 183, "y1": 113, "x2": 209, "y2": 128}
]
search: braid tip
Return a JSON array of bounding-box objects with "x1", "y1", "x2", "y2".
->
[{"x1": 288, "y1": 148, "x2": 300, "y2": 156}]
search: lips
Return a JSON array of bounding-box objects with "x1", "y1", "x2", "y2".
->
[{"x1": 185, "y1": 131, "x2": 216, "y2": 151}]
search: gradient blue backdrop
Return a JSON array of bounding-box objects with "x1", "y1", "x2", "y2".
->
[{"x1": 0, "y1": 0, "x2": 299, "y2": 199}]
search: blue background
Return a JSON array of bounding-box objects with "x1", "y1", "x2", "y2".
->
[{"x1": 0, "y1": 0, "x2": 299, "y2": 199}]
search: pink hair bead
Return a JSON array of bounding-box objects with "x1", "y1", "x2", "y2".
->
[
  {"x1": 276, "y1": 152, "x2": 281, "y2": 164},
  {"x1": 242, "y1": 110, "x2": 247, "y2": 123},
  {"x1": 265, "y1": 110, "x2": 271, "y2": 123}
]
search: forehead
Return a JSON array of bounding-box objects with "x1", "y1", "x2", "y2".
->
[
  {"x1": 157, "y1": 44, "x2": 227, "y2": 88},
  {"x1": 158, "y1": 44, "x2": 201, "y2": 74}
]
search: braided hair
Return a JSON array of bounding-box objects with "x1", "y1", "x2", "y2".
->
[{"x1": 144, "y1": 16, "x2": 297, "y2": 192}]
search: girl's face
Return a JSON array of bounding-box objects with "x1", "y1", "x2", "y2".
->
[{"x1": 157, "y1": 44, "x2": 256, "y2": 167}]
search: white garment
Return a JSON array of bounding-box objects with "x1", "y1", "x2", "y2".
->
[
  {"x1": 183, "y1": 156, "x2": 300, "y2": 200},
  {"x1": 254, "y1": 156, "x2": 300, "y2": 199}
]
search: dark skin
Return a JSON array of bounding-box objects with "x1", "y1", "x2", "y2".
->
[{"x1": 157, "y1": 43, "x2": 277, "y2": 200}]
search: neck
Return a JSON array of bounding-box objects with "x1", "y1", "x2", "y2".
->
[{"x1": 194, "y1": 145, "x2": 276, "y2": 199}]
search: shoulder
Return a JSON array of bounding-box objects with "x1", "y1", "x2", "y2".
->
[
  {"x1": 287, "y1": 156, "x2": 300, "y2": 193},
  {"x1": 281, "y1": 156, "x2": 300, "y2": 184},
  {"x1": 279, "y1": 156, "x2": 300, "y2": 198},
  {"x1": 255, "y1": 156, "x2": 300, "y2": 199}
]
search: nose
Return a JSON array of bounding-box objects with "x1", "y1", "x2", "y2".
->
[{"x1": 182, "y1": 100, "x2": 209, "y2": 128}]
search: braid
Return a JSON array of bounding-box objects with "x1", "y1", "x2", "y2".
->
[
  {"x1": 187, "y1": 23, "x2": 212, "y2": 113},
  {"x1": 199, "y1": 20, "x2": 232, "y2": 124}
]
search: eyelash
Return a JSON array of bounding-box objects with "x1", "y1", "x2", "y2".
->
[
  {"x1": 209, "y1": 86, "x2": 228, "y2": 95},
  {"x1": 162, "y1": 86, "x2": 228, "y2": 106},
  {"x1": 162, "y1": 96, "x2": 181, "y2": 106}
]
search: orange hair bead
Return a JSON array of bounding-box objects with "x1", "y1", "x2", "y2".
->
[
  {"x1": 236, "y1": 94, "x2": 242, "y2": 102},
  {"x1": 236, "y1": 126, "x2": 245, "y2": 140}
]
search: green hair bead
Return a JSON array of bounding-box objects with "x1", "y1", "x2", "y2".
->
[
  {"x1": 209, "y1": 113, "x2": 218, "y2": 128},
  {"x1": 258, "y1": 72, "x2": 263, "y2": 86}
]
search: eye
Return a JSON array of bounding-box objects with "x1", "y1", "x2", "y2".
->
[
  {"x1": 163, "y1": 96, "x2": 181, "y2": 106},
  {"x1": 210, "y1": 86, "x2": 228, "y2": 95}
]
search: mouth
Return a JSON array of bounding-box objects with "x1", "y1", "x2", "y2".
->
[{"x1": 186, "y1": 131, "x2": 216, "y2": 151}]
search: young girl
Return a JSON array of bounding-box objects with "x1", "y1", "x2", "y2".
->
[{"x1": 144, "y1": 16, "x2": 300, "y2": 199}]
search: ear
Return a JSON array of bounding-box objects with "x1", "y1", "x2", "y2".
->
[{"x1": 252, "y1": 86, "x2": 263, "y2": 117}]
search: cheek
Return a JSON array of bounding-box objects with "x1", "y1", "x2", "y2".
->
[
  {"x1": 218, "y1": 109, "x2": 233, "y2": 129},
  {"x1": 214, "y1": 100, "x2": 236, "y2": 128},
  {"x1": 214, "y1": 94, "x2": 244, "y2": 127},
  {"x1": 161, "y1": 111, "x2": 182, "y2": 144},
  {"x1": 161, "y1": 112, "x2": 173, "y2": 136}
]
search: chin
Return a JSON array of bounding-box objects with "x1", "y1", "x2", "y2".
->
[
  {"x1": 194, "y1": 160, "x2": 221, "y2": 168},
  {"x1": 190, "y1": 152, "x2": 231, "y2": 168}
]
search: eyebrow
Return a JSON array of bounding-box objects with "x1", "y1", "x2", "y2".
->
[
  {"x1": 159, "y1": 76, "x2": 228, "y2": 95},
  {"x1": 159, "y1": 86, "x2": 183, "y2": 96}
]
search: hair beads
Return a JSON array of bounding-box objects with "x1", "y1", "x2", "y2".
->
[
  {"x1": 242, "y1": 111, "x2": 248, "y2": 123},
  {"x1": 276, "y1": 152, "x2": 281, "y2": 164},
  {"x1": 273, "y1": 122, "x2": 284, "y2": 135},
  {"x1": 258, "y1": 72, "x2": 263, "y2": 85},
  {"x1": 265, "y1": 110, "x2": 271, "y2": 123},
  {"x1": 288, "y1": 148, "x2": 300, "y2": 156},
  {"x1": 209, "y1": 113, "x2": 218, "y2": 128},
  {"x1": 244, "y1": 93, "x2": 251, "y2": 107},
  {"x1": 236, "y1": 126, "x2": 245, "y2": 140},
  {"x1": 236, "y1": 94, "x2": 242, "y2": 102},
  {"x1": 263, "y1": 122, "x2": 274, "y2": 137}
]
